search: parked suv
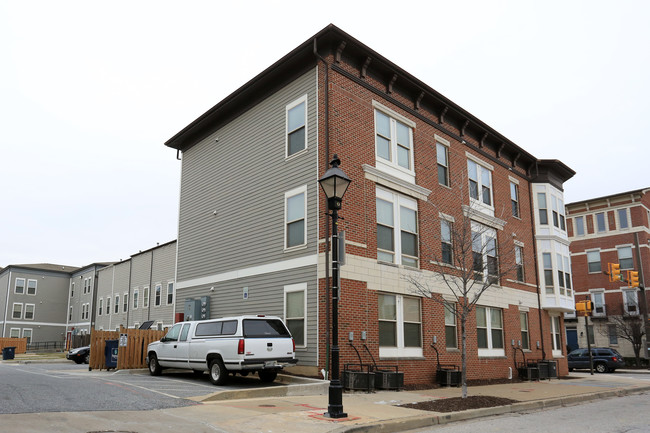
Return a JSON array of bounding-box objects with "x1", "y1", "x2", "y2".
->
[{"x1": 567, "y1": 347, "x2": 625, "y2": 373}]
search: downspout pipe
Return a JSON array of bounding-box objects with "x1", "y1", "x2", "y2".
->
[{"x1": 313, "y1": 37, "x2": 331, "y2": 375}]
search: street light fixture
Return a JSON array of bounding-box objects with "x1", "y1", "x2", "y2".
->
[{"x1": 318, "y1": 154, "x2": 351, "y2": 419}]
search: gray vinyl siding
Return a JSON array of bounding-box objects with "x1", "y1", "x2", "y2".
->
[
  {"x1": 94, "y1": 261, "x2": 130, "y2": 331},
  {"x1": 149, "y1": 241, "x2": 176, "y2": 327},
  {"x1": 176, "y1": 67, "x2": 319, "y2": 282},
  {"x1": 129, "y1": 252, "x2": 152, "y2": 327},
  {"x1": 178, "y1": 264, "x2": 318, "y2": 366},
  {"x1": 0, "y1": 272, "x2": 8, "y2": 336},
  {"x1": 67, "y1": 268, "x2": 97, "y2": 335},
  {"x1": 95, "y1": 266, "x2": 113, "y2": 330}
]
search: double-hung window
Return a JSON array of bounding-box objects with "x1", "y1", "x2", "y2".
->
[
  {"x1": 106, "y1": 297, "x2": 111, "y2": 315},
  {"x1": 155, "y1": 284, "x2": 161, "y2": 307},
  {"x1": 557, "y1": 253, "x2": 566, "y2": 296},
  {"x1": 285, "y1": 186, "x2": 307, "y2": 249},
  {"x1": 143, "y1": 286, "x2": 150, "y2": 308},
  {"x1": 378, "y1": 293, "x2": 422, "y2": 357},
  {"x1": 71, "y1": 282, "x2": 75, "y2": 297},
  {"x1": 441, "y1": 219, "x2": 453, "y2": 265},
  {"x1": 608, "y1": 325, "x2": 618, "y2": 344},
  {"x1": 12, "y1": 303, "x2": 22, "y2": 319},
  {"x1": 22, "y1": 329, "x2": 32, "y2": 344},
  {"x1": 550, "y1": 316, "x2": 562, "y2": 356},
  {"x1": 286, "y1": 95, "x2": 307, "y2": 157},
  {"x1": 444, "y1": 302, "x2": 457, "y2": 349},
  {"x1": 587, "y1": 250, "x2": 601, "y2": 273},
  {"x1": 520, "y1": 312, "x2": 529, "y2": 350},
  {"x1": 623, "y1": 290, "x2": 638, "y2": 315},
  {"x1": 114, "y1": 295, "x2": 119, "y2": 314},
  {"x1": 10, "y1": 328, "x2": 20, "y2": 338},
  {"x1": 543, "y1": 253, "x2": 554, "y2": 294},
  {"x1": 591, "y1": 291, "x2": 605, "y2": 316},
  {"x1": 476, "y1": 306, "x2": 504, "y2": 356},
  {"x1": 133, "y1": 289, "x2": 139, "y2": 309},
  {"x1": 596, "y1": 212, "x2": 606, "y2": 232},
  {"x1": 284, "y1": 283, "x2": 306, "y2": 347},
  {"x1": 437, "y1": 140, "x2": 450, "y2": 187},
  {"x1": 618, "y1": 208, "x2": 629, "y2": 229},
  {"x1": 375, "y1": 108, "x2": 414, "y2": 171},
  {"x1": 25, "y1": 304, "x2": 35, "y2": 320},
  {"x1": 167, "y1": 282, "x2": 174, "y2": 305},
  {"x1": 376, "y1": 188, "x2": 418, "y2": 267},
  {"x1": 15, "y1": 278, "x2": 25, "y2": 294},
  {"x1": 563, "y1": 256, "x2": 572, "y2": 296},
  {"x1": 537, "y1": 193, "x2": 548, "y2": 225},
  {"x1": 26, "y1": 279, "x2": 37, "y2": 295},
  {"x1": 98, "y1": 298, "x2": 103, "y2": 316},
  {"x1": 68, "y1": 306, "x2": 73, "y2": 321},
  {"x1": 472, "y1": 224, "x2": 498, "y2": 284},
  {"x1": 467, "y1": 159, "x2": 492, "y2": 207},
  {"x1": 575, "y1": 216, "x2": 585, "y2": 236},
  {"x1": 510, "y1": 182, "x2": 519, "y2": 218},
  {"x1": 618, "y1": 246, "x2": 634, "y2": 270},
  {"x1": 123, "y1": 293, "x2": 128, "y2": 313},
  {"x1": 515, "y1": 245, "x2": 524, "y2": 282}
]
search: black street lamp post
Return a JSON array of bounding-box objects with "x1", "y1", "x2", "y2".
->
[{"x1": 318, "y1": 154, "x2": 351, "y2": 419}]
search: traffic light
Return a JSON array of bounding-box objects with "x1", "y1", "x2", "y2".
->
[
  {"x1": 628, "y1": 270, "x2": 639, "y2": 288},
  {"x1": 575, "y1": 300, "x2": 593, "y2": 316},
  {"x1": 609, "y1": 263, "x2": 621, "y2": 282}
]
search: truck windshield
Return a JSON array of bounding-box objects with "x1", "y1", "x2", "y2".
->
[{"x1": 243, "y1": 319, "x2": 290, "y2": 338}]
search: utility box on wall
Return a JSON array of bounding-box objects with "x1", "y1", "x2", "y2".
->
[
  {"x1": 199, "y1": 296, "x2": 210, "y2": 320},
  {"x1": 184, "y1": 299, "x2": 200, "y2": 321}
]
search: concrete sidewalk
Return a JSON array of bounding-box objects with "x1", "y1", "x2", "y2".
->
[{"x1": 2, "y1": 371, "x2": 649, "y2": 433}]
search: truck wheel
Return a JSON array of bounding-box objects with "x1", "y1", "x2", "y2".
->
[
  {"x1": 259, "y1": 370, "x2": 277, "y2": 383},
  {"x1": 595, "y1": 363, "x2": 607, "y2": 373},
  {"x1": 148, "y1": 354, "x2": 162, "y2": 376},
  {"x1": 209, "y1": 359, "x2": 228, "y2": 385}
]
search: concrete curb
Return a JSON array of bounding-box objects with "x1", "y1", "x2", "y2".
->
[
  {"x1": 200, "y1": 375, "x2": 329, "y2": 401},
  {"x1": 334, "y1": 384, "x2": 650, "y2": 433}
]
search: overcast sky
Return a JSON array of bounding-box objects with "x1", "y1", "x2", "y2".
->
[{"x1": 1, "y1": 1, "x2": 649, "y2": 268}]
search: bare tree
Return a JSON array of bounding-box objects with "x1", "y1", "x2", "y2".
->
[
  {"x1": 598, "y1": 299, "x2": 646, "y2": 366},
  {"x1": 405, "y1": 174, "x2": 524, "y2": 399}
]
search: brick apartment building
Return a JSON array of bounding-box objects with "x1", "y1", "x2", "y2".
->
[
  {"x1": 165, "y1": 24, "x2": 576, "y2": 384},
  {"x1": 566, "y1": 188, "x2": 650, "y2": 362}
]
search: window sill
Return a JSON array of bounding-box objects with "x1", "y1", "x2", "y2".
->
[
  {"x1": 284, "y1": 244, "x2": 308, "y2": 253},
  {"x1": 445, "y1": 348, "x2": 460, "y2": 353},
  {"x1": 379, "y1": 356, "x2": 426, "y2": 361},
  {"x1": 285, "y1": 147, "x2": 309, "y2": 161}
]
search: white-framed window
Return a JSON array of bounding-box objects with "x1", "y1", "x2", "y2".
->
[
  {"x1": 286, "y1": 95, "x2": 307, "y2": 157},
  {"x1": 618, "y1": 208, "x2": 629, "y2": 229},
  {"x1": 68, "y1": 306, "x2": 73, "y2": 321},
  {"x1": 12, "y1": 303, "x2": 22, "y2": 319},
  {"x1": 83, "y1": 278, "x2": 87, "y2": 294},
  {"x1": 472, "y1": 223, "x2": 498, "y2": 284},
  {"x1": 9, "y1": 328, "x2": 20, "y2": 338},
  {"x1": 114, "y1": 295, "x2": 119, "y2": 314},
  {"x1": 375, "y1": 106, "x2": 414, "y2": 173},
  {"x1": 81, "y1": 304, "x2": 86, "y2": 320},
  {"x1": 444, "y1": 302, "x2": 457, "y2": 349},
  {"x1": 15, "y1": 278, "x2": 25, "y2": 294},
  {"x1": 467, "y1": 159, "x2": 493, "y2": 207},
  {"x1": 510, "y1": 182, "x2": 520, "y2": 218},
  {"x1": 437, "y1": 140, "x2": 450, "y2": 187},
  {"x1": 543, "y1": 253, "x2": 554, "y2": 294},
  {"x1": 551, "y1": 196, "x2": 565, "y2": 231},
  {"x1": 22, "y1": 329, "x2": 32, "y2": 344},
  {"x1": 133, "y1": 289, "x2": 139, "y2": 309},
  {"x1": 515, "y1": 245, "x2": 524, "y2": 282},
  {"x1": 154, "y1": 284, "x2": 161, "y2": 307},
  {"x1": 476, "y1": 306, "x2": 504, "y2": 356},
  {"x1": 106, "y1": 297, "x2": 111, "y2": 315},
  {"x1": 557, "y1": 253, "x2": 567, "y2": 296},
  {"x1": 123, "y1": 293, "x2": 128, "y2": 313},
  {"x1": 537, "y1": 193, "x2": 548, "y2": 225},
  {"x1": 596, "y1": 212, "x2": 607, "y2": 232},
  {"x1": 575, "y1": 216, "x2": 585, "y2": 236},
  {"x1": 378, "y1": 293, "x2": 422, "y2": 358},
  {"x1": 143, "y1": 286, "x2": 150, "y2": 308},
  {"x1": 27, "y1": 279, "x2": 37, "y2": 295},
  {"x1": 608, "y1": 325, "x2": 619, "y2": 344},
  {"x1": 550, "y1": 315, "x2": 562, "y2": 356},
  {"x1": 441, "y1": 219, "x2": 453, "y2": 265},
  {"x1": 623, "y1": 290, "x2": 638, "y2": 315},
  {"x1": 587, "y1": 250, "x2": 601, "y2": 273},
  {"x1": 284, "y1": 283, "x2": 306, "y2": 347},
  {"x1": 563, "y1": 256, "x2": 572, "y2": 297},
  {"x1": 167, "y1": 282, "x2": 174, "y2": 305},
  {"x1": 520, "y1": 312, "x2": 530, "y2": 350},
  {"x1": 98, "y1": 298, "x2": 103, "y2": 316},
  {"x1": 24, "y1": 304, "x2": 34, "y2": 320},
  {"x1": 376, "y1": 187, "x2": 419, "y2": 267},
  {"x1": 71, "y1": 282, "x2": 75, "y2": 297},
  {"x1": 618, "y1": 246, "x2": 634, "y2": 270},
  {"x1": 284, "y1": 185, "x2": 307, "y2": 249},
  {"x1": 591, "y1": 290, "x2": 606, "y2": 316}
]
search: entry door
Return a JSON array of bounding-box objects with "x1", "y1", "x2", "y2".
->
[{"x1": 566, "y1": 328, "x2": 578, "y2": 353}]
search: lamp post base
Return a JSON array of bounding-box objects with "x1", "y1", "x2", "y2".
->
[{"x1": 324, "y1": 380, "x2": 347, "y2": 419}]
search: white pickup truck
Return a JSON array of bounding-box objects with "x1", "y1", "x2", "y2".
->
[{"x1": 146, "y1": 315, "x2": 298, "y2": 385}]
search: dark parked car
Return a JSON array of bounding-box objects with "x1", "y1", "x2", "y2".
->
[
  {"x1": 66, "y1": 346, "x2": 90, "y2": 364},
  {"x1": 567, "y1": 347, "x2": 625, "y2": 373}
]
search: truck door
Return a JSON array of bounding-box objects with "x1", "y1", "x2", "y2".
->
[
  {"x1": 157, "y1": 323, "x2": 183, "y2": 367},
  {"x1": 174, "y1": 323, "x2": 192, "y2": 369}
]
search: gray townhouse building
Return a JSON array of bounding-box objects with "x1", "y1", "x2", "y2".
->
[{"x1": 65, "y1": 263, "x2": 111, "y2": 341}]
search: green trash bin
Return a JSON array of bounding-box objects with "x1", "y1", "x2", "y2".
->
[{"x1": 2, "y1": 347, "x2": 16, "y2": 360}]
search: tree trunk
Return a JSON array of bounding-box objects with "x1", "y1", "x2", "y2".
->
[{"x1": 461, "y1": 317, "x2": 467, "y2": 399}]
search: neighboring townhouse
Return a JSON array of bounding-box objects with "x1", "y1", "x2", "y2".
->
[
  {"x1": 164, "y1": 25, "x2": 575, "y2": 384},
  {"x1": 0, "y1": 263, "x2": 78, "y2": 344},
  {"x1": 566, "y1": 189, "x2": 650, "y2": 360},
  {"x1": 94, "y1": 241, "x2": 176, "y2": 331},
  {"x1": 65, "y1": 263, "x2": 111, "y2": 342}
]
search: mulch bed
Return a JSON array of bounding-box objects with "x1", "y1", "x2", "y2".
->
[{"x1": 401, "y1": 395, "x2": 519, "y2": 412}]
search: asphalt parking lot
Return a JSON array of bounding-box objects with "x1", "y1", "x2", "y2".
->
[{"x1": 0, "y1": 361, "x2": 316, "y2": 414}]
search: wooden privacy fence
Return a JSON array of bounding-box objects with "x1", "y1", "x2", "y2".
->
[
  {"x1": 89, "y1": 326, "x2": 166, "y2": 370},
  {"x1": 0, "y1": 338, "x2": 27, "y2": 354}
]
